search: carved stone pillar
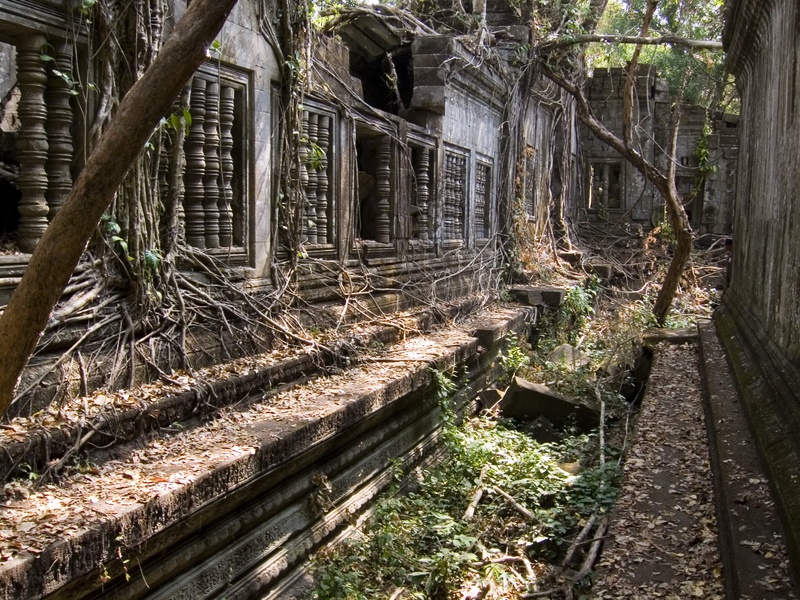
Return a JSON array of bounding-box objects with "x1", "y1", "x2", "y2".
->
[
  {"x1": 453, "y1": 155, "x2": 464, "y2": 239},
  {"x1": 444, "y1": 153, "x2": 455, "y2": 240},
  {"x1": 375, "y1": 136, "x2": 391, "y2": 244},
  {"x1": 184, "y1": 77, "x2": 207, "y2": 248},
  {"x1": 203, "y1": 81, "x2": 221, "y2": 249},
  {"x1": 413, "y1": 147, "x2": 430, "y2": 241},
  {"x1": 298, "y1": 111, "x2": 309, "y2": 243},
  {"x1": 304, "y1": 111, "x2": 318, "y2": 244},
  {"x1": 218, "y1": 85, "x2": 235, "y2": 247},
  {"x1": 16, "y1": 34, "x2": 50, "y2": 252},
  {"x1": 45, "y1": 41, "x2": 74, "y2": 221},
  {"x1": 316, "y1": 115, "x2": 330, "y2": 244}
]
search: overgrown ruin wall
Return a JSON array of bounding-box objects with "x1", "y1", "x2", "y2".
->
[
  {"x1": 0, "y1": 0, "x2": 560, "y2": 413},
  {"x1": 721, "y1": 0, "x2": 800, "y2": 574},
  {"x1": 579, "y1": 66, "x2": 737, "y2": 235}
]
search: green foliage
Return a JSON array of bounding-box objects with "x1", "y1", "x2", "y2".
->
[
  {"x1": 499, "y1": 334, "x2": 531, "y2": 384},
  {"x1": 309, "y1": 416, "x2": 621, "y2": 598},
  {"x1": 557, "y1": 278, "x2": 599, "y2": 343},
  {"x1": 586, "y1": 0, "x2": 735, "y2": 111}
]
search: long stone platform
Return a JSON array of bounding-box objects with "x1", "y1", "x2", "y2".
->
[{"x1": 0, "y1": 302, "x2": 529, "y2": 599}]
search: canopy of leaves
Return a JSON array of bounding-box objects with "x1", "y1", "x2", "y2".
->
[{"x1": 586, "y1": 0, "x2": 736, "y2": 111}]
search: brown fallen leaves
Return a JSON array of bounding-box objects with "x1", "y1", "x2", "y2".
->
[{"x1": 590, "y1": 343, "x2": 724, "y2": 599}]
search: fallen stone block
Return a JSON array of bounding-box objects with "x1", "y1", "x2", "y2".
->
[
  {"x1": 508, "y1": 286, "x2": 566, "y2": 308},
  {"x1": 477, "y1": 388, "x2": 503, "y2": 411},
  {"x1": 524, "y1": 415, "x2": 562, "y2": 443},
  {"x1": 500, "y1": 377, "x2": 599, "y2": 430},
  {"x1": 548, "y1": 343, "x2": 591, "y2": 371},
  {"x1": 642, "y1": 327, "x2": 698, "y2": 346}
]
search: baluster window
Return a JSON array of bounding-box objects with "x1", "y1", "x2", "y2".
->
[
  {"x1": 4, "y1": 35, "x2": 76, "y2": 253},
  {"x1": 524, "y1": 145, "x2": 536, "y2": 218},
  {"x1": 182, "y1": 63, "x2": 249, "y2": 258},
  {"x1": 356, "y1": 124, "x2": 394, "y2": 244},
  {"x1": 475, "y1": 160, "x2": 492, "y2": 240},
  {"x1": 443, "y1": 147, "x2": 467, "y2": 242},
  {"x1": 410, "y1": 143, "x2": 434, "y2": 242},
  {"x1": 300, "y1": 103, "x2": 335, "y2": 246}
]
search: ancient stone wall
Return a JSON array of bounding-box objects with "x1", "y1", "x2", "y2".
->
[
  {"x1": 721, "y1": 0, "x2": 800, "y2": 575},
  {"x1": 579, "y1": 66, "x2": 736, "y2": 234}
]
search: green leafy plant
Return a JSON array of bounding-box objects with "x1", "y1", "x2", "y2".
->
[{"x1": 499, "y1": 333, "x2": 530, "y2": 384}]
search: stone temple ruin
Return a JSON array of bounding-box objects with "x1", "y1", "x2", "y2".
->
[
  {"x1": 0, "y1": 0, "x2": 797, "y2": 597},
  {"x1": 579, "y1": 66, "x2": 737, "y2": 235}
]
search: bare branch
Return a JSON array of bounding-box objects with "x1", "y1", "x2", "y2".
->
[{"x1": 539, "y1": 34, "x2": 723, "y2": 52}]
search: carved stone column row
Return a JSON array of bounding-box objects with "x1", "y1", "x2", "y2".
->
[
  {"x1": 412, "y1": 146, "x2": 431, "y2": 241},
  {"x1": 300, "y1": 108, "x2": 333, "y2": 245},
  {"x1": 475, "y1": 162, "x2": 490, "y2": 239},
  {"x1": 375, "y1": 136, "x2": 391, "y2": 244},
  {"x1": 443, "y1": 151, "x2": 466, "y2": 241},
  {"x1": 183, "y1": 76, "x2": 238, "y2": 249},
  {"x1": 16, "y1": 35, "x2": 76, "y2": 253}
]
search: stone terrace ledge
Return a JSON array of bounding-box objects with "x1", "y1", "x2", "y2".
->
[{"x1": 0, "y1": 304, "x2": 529, "y2": 600}]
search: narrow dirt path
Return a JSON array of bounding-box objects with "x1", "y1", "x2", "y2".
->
[{"x1": 591, "y1": 343, "x2": 725, "y2": 599}]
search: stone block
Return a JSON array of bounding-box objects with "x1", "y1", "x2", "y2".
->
[
  {"x1": 412, "y1": 35, "x2": 453, "y2": 55},
  {"x1": 508, "y1": 286, "x2": 566, "y2": 308},
  {"x1": 524, "y1": 415, "x2": 562, "y2": 443},
  {"x1": 412, "y1": 86, "x2": 446, "y2": 114},
  {"x1": 642, "y1": 327, "x2": 698, "y2": 346},
  {"x1": 477, "y1": 388, "x2": 502, "y2": 411},
  {"x1": 500, "y1": 377, "x2": 599, "y2": 430},
  {"x1": 547, "y1": 344, "x2": 591, "y2": 371},
  {"x1": 413, "y1": 66, "x2": 446, "y2": 87}
]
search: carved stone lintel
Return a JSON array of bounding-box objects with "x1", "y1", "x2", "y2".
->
[
  {"x1": 375, "y1": 136, "x2": 391, "y2": 244},
  {"x1": 203, "y1": 81, "x2": 221, "y2": 249},
  {"x1": 16, "y1": 34, "x2": 50, "y2": 253},
  {"x1": 184, "y1": 77, "x2": 207, "y2": 248},
  {"x1": 316, "y1": 115, "x2": 330, "y2": 245},
  {"x1": 219, "y1": 85, "x2": 235, "y2": 247},
  {"x1": 45, "y1": 41, "x2": 74, "y2": 221}
]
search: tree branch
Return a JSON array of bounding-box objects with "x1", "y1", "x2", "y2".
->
[{"x1": 540, "y1": 34, "x2": 723, "y2": 52}]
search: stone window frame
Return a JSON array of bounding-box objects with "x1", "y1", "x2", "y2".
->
[
  {"x1": 298, "y1": 98, "x2": 338, "y2": 259},
  {"x1": 474, "y1": 156, "x2": 493, "y2": 243},
  {"x1": 353, "y1": 118, "x2": 398, "y2": 255},
  {"x1": 441, "y1": 143, "x2": 469, "y2": 247},
  {"x1": 182, "y1": 61, "x2": 253, "y2": 267},
  {"x1": 588, "y1": 159, "x2": 623, "y2": 212},
  {"x1": 407, "y1": 130, "x2": 437, "y2": 250}
]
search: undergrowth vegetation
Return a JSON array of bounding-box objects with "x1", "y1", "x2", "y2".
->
[
  {"x1": 308, "y1": 232, "x2": 726, "y2": 598},
  {"x1": 310, "y1": 416, "x2": 621, "y2": 599}
]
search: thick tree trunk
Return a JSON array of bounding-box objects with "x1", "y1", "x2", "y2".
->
[{"x1": 0, "y1": 0, "x2": 239, "y2": 416}]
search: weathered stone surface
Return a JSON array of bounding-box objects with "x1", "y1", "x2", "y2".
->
[
  {"x1": 547, "y1": 343, "x2": 591, "y2": 371},
  {"x1": 642, "y1": 327, "x2": 698, "y2": 346},
  {"x1": 508, "y1": 286, "x2": 566, "y2": 308},
  {"x1": 524, "y1": 415, "x2": 561, "y2": 443},
  {"x1": 500, "y1": 377, "x2": 599, "y2": 430},
  {"x1": 471, "y1": 309, "x2": 527, "y2": 348}
]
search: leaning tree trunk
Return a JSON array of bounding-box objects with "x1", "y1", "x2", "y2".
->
[
  {"x1": 652, "y1": 101, "x2": 694, "y2": 325},
  {"x1": 0, "y1": 0, "x2": 239, "y2": 418}
]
